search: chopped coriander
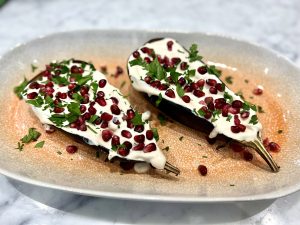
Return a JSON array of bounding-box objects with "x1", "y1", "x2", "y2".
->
[
  {"x1": 31, "y1": 64, "x2": 38, "y2": 73},
  {"x1": 146, "y1": 57, "x2": 166, "y2": 80},
  {"x1": 162, "y1": 146, "x2": 170, "y2": 151},
  {"x1": 49, "y1": 114, "x2": 67, "y2": 127},
  {"x1": 278, "y1": 130, "x2": 283, "y2": 134},
  {"x1": 57, "y1": 151, "x2": 62, "y2": 155},
  {"x1": 249, "y1": 115, "x2": 258, "y2": 125},
  {"x1": 21, "y1": 128, "x2": 41, "y2": 143},
  {"x1": 90, "y1": 81, "x2": 98, "y2": 97},
  {"x1": 225, "y1": 76, "x2": 233, "y2": 84},
  {"x1": 243, "y1": 101, "x2": 257, "y2": 112},
  {"x1": 14, "y1": 78, "x2": 28, "y2": 99},
  {"x1": 88, "y1": 115, "x2": 98, "y2": 124},
  {"x1": 129, "y1": 57, "x2": 146, "y2": 67},
  {"x1": 67, "y1": 102, "x2": 81, "y2": 116},
  {"x1": 197, "y1": 109, "x2": 205, "y2": 117},
  {"x1": 207, "y1": 65, "x2": 221, "y2": 77},
  {"x1": 188, "y1": 44, "x2": 203, "y2": 62},
  {"x1": 226, "y1": 115, "x2": 233, "y2": 122},
  {"x1": 157, "y1": 113, "x2": 167, "y2": 125},
  {"x1": 87, "y1": 125, "x2": 97, "y2": 134},
  {"x1": 51, "y1": 76, "x2": 69, "y2": 85},
  {"x1": 16, "y1": 142, "x2": 24, "y2": 151},
  {"x1": 34, "y1": 141, "x2": 45, "y2": 148},
  {"x1": 131, "y1": 112, "x2": 145, "y2": 126},
  {"x1": 202, "y1": 155, "x2": 208, "y2": 158},
  {"x1": 176, "y1": 84, "x2": 185, "y2": 97},
  {"x1": 177, "y1": 49, "x2": 184, "y2": 53},
  {"x1": 77, "y1": 75, "x2": 92, "y2": 85},
  {"x1": 224, "y1": 92, "x2": 233, "y2": 103},
  {"x1": 179, "y1": 136, "x2": 184, "y2": 141},
  {"x1": 257, "y1": 105, "x2": 264, "y2": 113},
  {"x1": 152, "y1": 128, "x2": 159, "y2": 141},
  {"x1": 155, "y1": 93, "x2": 163, "y2": 107},
  {"x1": 26, "y1": 96, "x2": 44, "y2": 108},
  {"x1": 168, "y1": 68, "x2": 180, "y2": 83},
  {"x1": 236, "y1": 90, "x2": 245, "y2": 100},
  {"x1": 120, "y1": 81, "x2": 126, "y2": 89},
  {"x1": 72, "y1": 93, "x2": 84, "y2": 103}
]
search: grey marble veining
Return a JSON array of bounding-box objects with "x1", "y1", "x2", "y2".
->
[{"x1": 0, "y1": 0, "x2": 300, "y2": 224}]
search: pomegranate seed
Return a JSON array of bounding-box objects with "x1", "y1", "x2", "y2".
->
[
  {"x1": 134, "y1": 125, "x2": 144, "y2": 133},
  {"x1": 133, "y1": 51, "x2": 140, "y2": 58},
  {"x1": 205, "y1": 97, "x2": 214, "y2": 105},
  {"x1": 209, "y1": 87, "x2": 218, "y2": 94},
  {"x1": 240, "y1": 111, "x2": 250, "y2": 119},
  {"x1": 146, "y1": 130, "x2": 154, "y2": 140},
  {"x1": 165, "y1": 89, "x2": 175, "y2": 98},
  {"x1": 144, "y1": 76, "x2": 152, "y2": 84},
  {"x1": 263, "y1": 138, "x2": 270, "y2": 147},
  {"x1": 116, "y1": 66, "x2": 123, "y2": 75},
  {"x1": 191, "y1": 82, "x2": 199, "y2": 90},
  {"x1": 79, "y1": 86, "x2": 89, "y2": 96},
  {"x1": 127, "y1": 120, "x2": 134, "y2": 129},
  {"x1": 206, "y1": 136, "x2": 216, "y2": 145},
  {"x1": 269, "y1": 142, "x2": 281, "y2": 152},
  {"x1": 113, "y1": 118, "x2": 120, "y2": 125},
  {"x1": 111, "y1": 135, "x2": 120, "y2": 146},
  {"x1": 231, "y1": 126, "x2": 240, "y2": 133},
  {"x1": 118, "y1": 148, "x2": 129, "y2": 157},
  {"x1": 204, "y1": 111, "x2": 212, "y2": 119},
  {"x1": 141, "y1": 47, "x2": 150, "y2": 54},
  {"x1": 69, "y1": 123, "x2": 77, "y2": 129},
  {"x1": 178, "y1": 77, "x2": 186, "y2": 86},
  {"x1": 184, "y1": 85, "x2": 193, "y2": 93},
  {"x1": 101, "y1": 112, "x2": 113, "y2": 121},
  {"x1": 76, "y1": 116, "x2": 85, "y2": 125},
  {"x1": 102, "y1": 130, "x2": 112, "y2": 142},
  {"x1": 53, "y1": 99, "x2": 61, "y2": 105},
  {"x1": 88, "y1": 106, "x2": 96, "y2": 115},
  {"x1": 29, "y1": 82, "x2": 39, "y2": 89},
  {"x1": 45, "y1": 125, "x2": 56, "y2": 134},
  {"x1": 121, "y1": 130, "x2": 132, "y2": 139},
  {"x1": 206, "y1": 79, "x2": 217, "y2": 86},
  {"x1": 80, "y1": 105, "x2": 87, "y2": 113},
  {"x1": 110, "y1": 104, "x2": 121, "y2": 115},
  {"x1": 150, "y1": 80, "x2": 161, "y2": 88},
  {"x1": 82, "y1": 94, "x2": 89, "y2": 104},
  {"x1": 94, "y1": 118, "x2": 102, "y2": 125},
  {"x1": 83, "y1": 112, "x2": 91, "y2": 120},
  {"x1": 182, "y1": 95, "x2": 191, "y2": 103},
  {"x1": 66, "y1": 145, "x2": 78, "y2": 154},
  {"x1": 198, "y1": 165, "x2": 208, "y2": 176},
  {"x1": 98, "y1": 79, "x2": 107, "y2": 88},
  {"x1": 134, "y1": 135, "x2": 145, "y2": 143},
  {"x1": 158, "y1": 83, "x2": 169, "y2": 90},
  {"x1": 197, "y1": 79, "x2": 205, "y2": 87},
  {"x1": 43, "y1": 70, "x2": 51, "y2": 77},
  {"x1": 68, "y1": 83, "x2": 76, "y2": 90},
  {"x1": 27, "y1": 92, "x2": 38, "y2": 99},
  {"x1": 78, "y1": 67, "x2": 84, "y2": 74},
  {"x1": 143, "y1": 143, "x2": 157, "y2": 152},
  {"x1": 167, "y1": 41, "x2": 173, "y2": 51},
  {"x1": 230, "y1": 142, "x2": 245, "y2": 152},
  {"x1": 197, "y1": 66, "x2": 207, "y2": 75},
  {"x1": 207, "y1": 102, "x2": 215, "y2": 111},
  {"x1": 110, "y1": 97, "x2": 119, "y2": 104},
  {"x1": 144, "y1": 57, "x2": 151, "y2": 64},
  {"x1": 45, "y1": 82, "x2": 54, "y2": 88},
  {"x1": 193, "y1": 90, "x2": 205, "y2": 98},
  {"x1": 133, "y1": 143, "x2": 145, "y2": 151},
  {"x1": 215, "y1": 83, "x2": 224, "y2": 92},
  {"x1": 171, "y1": 57, "x2": 181, "y2": 65},
  {"x1": 101, "y1": 121, "x2": 108, "y2": 128},
  {"x1": 127, "y1": 109, "x2": 135, "y2": 120},
  {"x1": 228, "y1": 107, "x2": 240, "y2": 114},
  {"x1": 180, "y1": 62, "x2": 188, "y2": 70},
  {"x1": 253, "y1": 87, "x2": 263, "y2": 95},
  {"x1": 69, "y1": 77, "x2": 76, "y2": 82},
  {"x1": 243, "y1": 151, "x2": 253, "y2": 161},
  {"x1": 79, "y1": 124, "x2": 87, "y2": 131},
  {"x1": 123, "y1": 141, "x2": 133, "y2": 150},
  {"x1": 54, "y1": 107, "x2": 64, "y2": 113},
  {"x1": 234, "y1": 115, "x2": 240, "y2": 125},
  {"x1": 54, "y1": 70, "x2": 61, "y2": 76},
  {"x1": 71, "y1": 65, "x2": 81, "y2": 74},
  {"x1": 95, "y1": 97, "x2": 106, "y2": 106},
  {"x1": 232, "y1": 100, "x2": 243, "y2": 108},
  {"x1": 238, "y1": 124, "x2": 246, "y2": 132}
]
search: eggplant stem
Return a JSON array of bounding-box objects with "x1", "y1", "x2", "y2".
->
[
  {"x1": 242, "y1": 139, "x2": 280, "y2": 172},
  {"x1": 164, "y1": 162, "x2": 180, "y2": 176}
]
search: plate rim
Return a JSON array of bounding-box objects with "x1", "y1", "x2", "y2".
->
[{"x1": 1, "y1": 29, "x2": 300, "y2": 202}]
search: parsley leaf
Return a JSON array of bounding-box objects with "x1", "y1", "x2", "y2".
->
[
  {"x1": 226, "y1": 115, "x2": 233, "y2": 122},
  {"x1": 21, "y1": 128, "x2": 41, "y2": 143},
  {"x1": 129, "y1": 57, "x2": 146, "y2": 67},
  {"x1": 224, "y1": 92, "x2": 233, "y2": 104},
  {"x1": 225, "y1": 76, "x2": 233, "y2": 84},
  {"x1": 31, "y1": 64, "x2": 38, "y2": 73},
  {"x1": 176, "y1": 84, "x2": 185, "y2": 97},
  {"x1": 197, "y1": 109, "x2": 205, "y2": 117},
  {"x1": 51, "y1": 76, "x2": 69, "y2": 85},
  {"x1": 90, "y1": 81, "x2": 98, "y2": 97},
  {"x1": 67, "y1": 102, "x2": 81, "y2": 116},
  {"x1": 34, "y1": 141, "x2": 45, "y2": 148},
  {"x1": 16, "y1": 142, "x2": 24, "y2": 151},
  {"x1": 26, "y1": 96, "x2": 44, "y2": 107},
  {"x1": 152, "y1": 128, "x2": 159, "y2": 141},
  {"x1": 188, "y1": 44, "x2": 203, "y2": 62},
  {"x1": 146, "y1": 57, "x2": 166, "y2": 80},
  {"x1": 14, "y1": 78, "x2": 28, "y2": 99},
  {"x1": 155, "y1": 93, "x2": 163, "y2": 107},
  {"x1": 77, "y1": 75, "x2": 92, "y2": 86},
  {"x1": 88, "y1": 115, "x2": 99, "y2": 124},
  {"x1": 49, "y1": 114, "x2": 67, "y2": 127},
  {"x1": 207, "y1": 65, "x2": 221, "y2": 77},
  {"x1": 72, "y1": 93, "x2": 84, "y2": 103},
  {"x1": 131, "y1": 112, "x2": 145, "y2": 125},
  {"x1": 249, "y1": 115, "x2": 258, "y2": 125}
]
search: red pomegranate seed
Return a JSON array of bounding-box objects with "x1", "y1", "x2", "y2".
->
[
  {"x1": 184, "y1": 85, "x2": 193, "y2": 93},
  {"x1": 77, "y1": 67, "x2": 84, "y2": 74},
  {"x1": 176, "y1": 77, "x2": 185, "y2": 86},
  {"x1": 88, "y1": 106, "x2": 96, "y2": 115},
  {"x1": 215, "y1": 83, "x2": 224, "y2": 92},
  {"x1": 113, "y1": 118, "x2": 120, "y2": 125},
  {"x1": 158, "y1": 83, "x2": 169, "y2": 90},
  {"x1": 269, "y1": 142, "x2": 281, "y2": 152},
  {"x1": 101, "y1": 121, "x2": 108, "y2": 128},
  {"x1": 263, "y1": 138, "x2": 270, "y2": 147},
  {"x1": 98, "y1": 79, "x2": 107, "y2": 88},
  {"x1": 116, "y1": 66, "x2": 123, "y2": 76},
  {"x1": 45, "y1": 82, "x2": 54, "y2": 88},
  {"x1": 43, "y1": 70, "x2": 51, "y2": 77},
  {"x1": 197, "y1": 66, "x2": 207, "y2": 75},
  {"x1": 102, "y1": 130, "x2": 112, "y2": 142},
  {"x1": 66, "y1": 145, "x2": 78, "y2": 154},
  {"x1": 80, "y1": 105, "x2": 87, "y2": 113},
  {"x1": 118, "y1": 148, "x2": 129, "y2": 157},
  {"x1": 234, "y1": 115, "x2": 240, "y2": 125},
  {"x1": 134, "y1": 125, "x2": 144, "y2": 133},
  {"x1": 207, "y1": 102, "x2": 215, "y2": 111},
  {"x1": 68, "y1": 83, "x2": 76, "y2": 90},
  {"x1": 230, "y1": 142, "x2": 245, "y2": 152},
  {"x1": 191, "y1": 82, "x2": 199, "y2": 90},
  {"x1": 54, "y1": 70, "x2": 61, "y2": 76},
  {"x1": 240, "y1": 111, "x2": 250, "y2": 119},
  {"x1": 180, "y1": 62, "x2": 188, "y2": 70},
  {"x1": 165, "y1": 89, "x2": 175, "y2": 98},
  {"x1": 209, "y1": 86, "x2": 218, "y2": 94},
  {"x1": 81, "y1": 94, "x2": 89, "y2": 104},
  {"x1": 79, "y1": 124, "x2": 87, "y2": 131},
  {"x1": 253, "y1": 87, "x2": 263, "y2": 95},
  {"x1": 83, "y1": 112, "x2": 91, "y2": 120},
  {"x1": 76, "y1": 116, "x2": 85, "y2": 125},
  {"x1": 110, "y1": 104, "x2": 121, "y2": 115},
  {"x1": 206, "y1": 79, "x2": 217, "y2": 86},
  {"x1": 95, "y1": 97, "x2": 106, "y2": 106},
  {"x1": 144, "y1": 76, "x2": 152, "y2": 84},
  {"x1": 146, "y1": 130, "x2": 154, "y2": 140},
  {"x1": 123, "y1": 141, "x2": 133, "y2": 150},
  {"x1": 69, "y1": 123, "x2": 77, "y2": 129},
  {"x1": 27, "y1": 92, "x2": 38, "y2": 99},
  {"x1": 53, "y1": 99, "x2": 61, "y2": 105},
  {"x1": 231, "y1": 126, "x2": 240, "y2": 133},
  {"x1": 243, "y1": 151, "x2": 253, "y2": 161},
  {"x1": 101, "y1": 112, "x2": 113, "y2": 121},
  {"x1": 127, "y1": 120, "x2": 134, "y2": 129},
  {"x1": 150, "y1": 80, "x2": 161, "y2": 88},
  {"x1": 29, "y1": 82, "x2": 39, "y2": 89},
  {"x1": 228, "y1": 107, "x2": 240, "y2": 114},
  {"x1": 141, "y1": 47, "x2": 150, "y2": 54},
  {"x1": 54, "y1": 107, "x2": 64, "y2": 113},
  {"x1": 143, "y1": 143, "x2": 157, "y2": 152},
  {"x1": 121, "y1": 130, "x2": 132, "y2": 139},
  {"x1": 134, "y1": 134, "x2": 145, "y2": 143},
  {"x1": 182, "y1": 95, "x2": 191, "y2": 103},
  {"x1": 197, "y1": 79, "x2": 205, "y2": 87},
  {"x1": 232, "y1": 100, "x2": 243, "y2": 108},
  {"x1": 171, "y1": 57, "x2": 181, "y2": 65},
  {"x1": 144, "y1": 57, "x2": 151, "y2": 64},
  {"x1": 94, "y1": 117, "x2": 102, "y2": 125},
  {"x1": 193, "y1": 90, "x2": 205, "y2": 98},
  {"x1": 221, "y1": 104, "x2": 230, "y2": 116},
  {"x1": 71, "y1": 66, "x2": 80, "y2": 74},
  {"x1": 238, "y1": 124, "x2": 246, "y2": 132},
  {"x1": 111, "y1": 135, "x2": 120, "y2": 146},
  {"x1": 80, "y1": 86, "x2": 89, "y2": 96},
  {"x1": 198, "y1": 165, "x2": 208, "y2": 176},
  {"x1": 133, "y1": 143, "x2": 145, "y2": 151},
  {"x1": 133, "y1": 51, "x2": 140, "y2": 58},
  {"x1": 110, "y1": 97, "x2": 119, "y2": 105},
  {"x1": 204, "y1": 97, "x2": 213, "y2": 105},
  {"x1": 127, "y1": 109, "x2": 135, "y2": 120},
  {"x1": 167, "y1": 41, "x2": 173, "y2": 51}
]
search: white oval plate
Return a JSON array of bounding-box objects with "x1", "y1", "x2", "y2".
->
[{"x1": 0, "y1": 30, "x2": 299, "y2": 202}]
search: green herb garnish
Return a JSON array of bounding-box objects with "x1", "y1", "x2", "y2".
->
[
  {"x1": 21, "y1": 128, "x2": 41, "y2": 143},
  {"x1": 14, "y1": 78, "x2": 28, "y2": 99},
  {"x1": 179, "y1": 136, "x2": 184, "y2": 141},
  {"x1": 155, "y1": 93, "x2": 163, "y2": 107},
  {"x1": 51, "y1": 76, "x2": 69, "y2": 85},
  {"x1": 87, "y1": 125, "x2": 97, "y2": 134},
  {"x1": 224, "y1": 92, "x2": 233, "y2": 103},
  {"x1": 257, "y1": 105, "x2": 264, "y2": 113},
  {"x1": 152, "y1": 128, "x2": 159, "y2": 141},
  {"x1": 226, "y1": 115, "x2": 233, "y2": 122},
  {"x1": 146, "y1": 57, "x2": 166, "y2": 80},
  {"x1": 26, "y1": 96, "x2": 44, "y2": 108},
  {"x1": 278, "y1": 130, "x2": 283, "y2": 134},
  {"x1": 120, "y1": 81, "x2": 126, "y2": 89},
  {"x1": 176, "y1": 84, "x2": 185, "y2": 97},
  {"x1": 131, "y1": 112, "x2": 145, "y2": 126},
  {"x1": 188, "y1": 44, "x2": 203, "y2": 62},
  {"x1": 197, "y1": 109, "x2": 205, "y2": 117},
  {"x1": 31, "y1": 64, "x2": 38, "y2": 73},
  {"x1": 249, "y1": 115, "x2": 258, "y2": 125},
  {"x1": 225, "y1": 76, "x2": 233, "y2": 84},
  {"x1": 207, "y1": 65, "x2": 221, "y2": 77},
  {"x1": 157, "y1": 114, "x2": 167, "y2": 125},
  {"x1": 34, "y1": 141, "x2": 45, "y2": 148},
  {"x1": 16, "y1": 142, "x2": 24, "y2": 151}
]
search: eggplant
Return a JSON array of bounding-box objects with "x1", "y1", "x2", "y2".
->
[
  {"x1": 19, "y1": 59, "x2": 180, "y2": 175},
  {"x1": 127, "y1": 38, "x2": 279, "y2": 172}
]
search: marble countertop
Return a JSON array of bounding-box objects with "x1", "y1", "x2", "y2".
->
[{"x1": 0, "y1": 0, "x2": 300, "y2": 224}]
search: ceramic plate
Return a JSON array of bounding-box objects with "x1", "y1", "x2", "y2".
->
[{"x1": 0, "y1": 30, "x2": 299, "y2": 202}]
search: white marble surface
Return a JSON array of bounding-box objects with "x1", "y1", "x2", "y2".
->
[{"x1": 0, "y1": 0, "x2": 300, "y2": 224}]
